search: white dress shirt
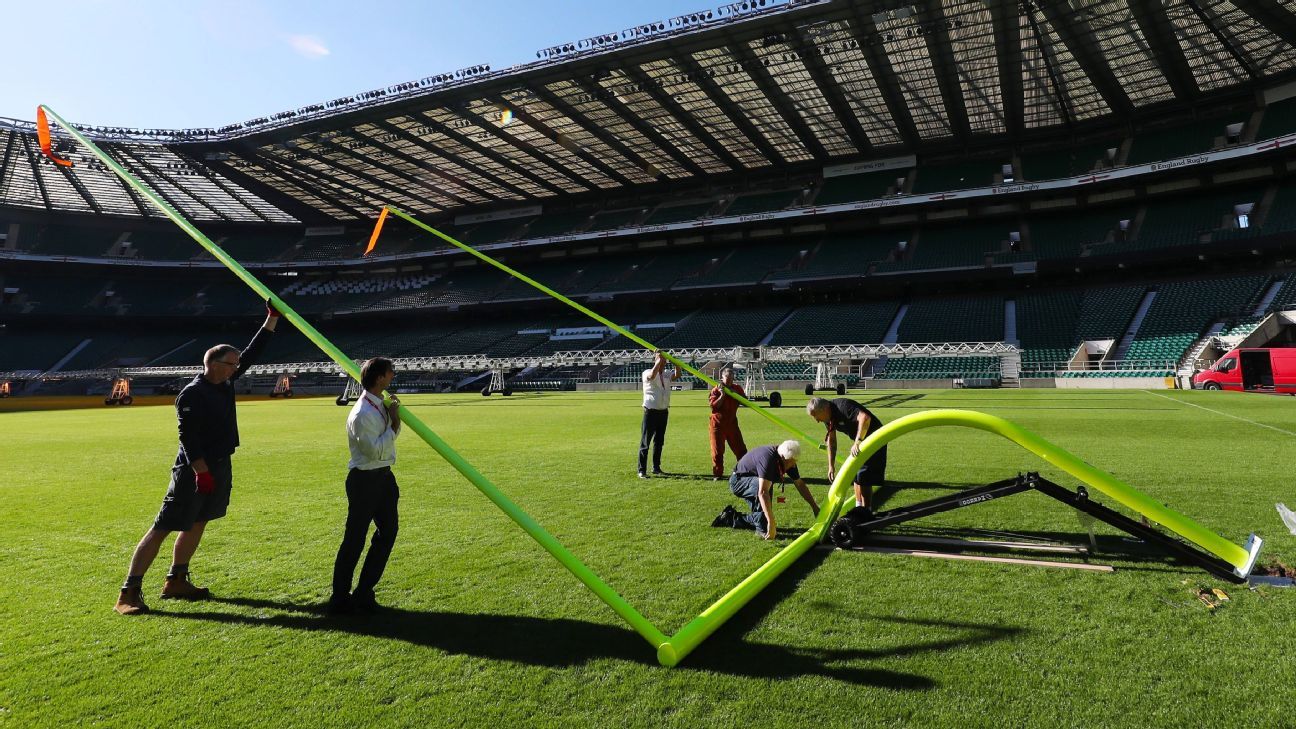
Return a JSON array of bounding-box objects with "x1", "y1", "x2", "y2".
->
[
  {"x1": 347, "y1": 392, "x2": 398, "y2": 470},
  {"x1": 642, "y1": 368, "x2": 672, "y2": 410}
]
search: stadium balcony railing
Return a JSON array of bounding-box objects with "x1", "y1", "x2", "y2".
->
[{"x1": 1020, "y1": 359, "x2": 1177, "y2": 378}]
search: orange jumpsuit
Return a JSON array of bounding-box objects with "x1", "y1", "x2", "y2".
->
[{"x1": 708, "y1": 383, "x2": 748, "y2": 477}]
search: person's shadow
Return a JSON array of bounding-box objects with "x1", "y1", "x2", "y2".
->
[{"x1": 152, "y1": 549, "x2": 1024, "y2": 687}]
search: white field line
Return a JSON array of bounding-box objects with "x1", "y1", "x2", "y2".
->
[{"x1": 1145, "y1": 391, "x2": 1296, "y2": 438}]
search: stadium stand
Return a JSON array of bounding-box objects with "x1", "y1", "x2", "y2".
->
[
  {"x1": 121, "y1": 230, "x2": 193, "y2": 260},
  {"x1": 1124, "y1": 276, "x2": 1269, "y2": 363},
  {"x1": 656, "y1": 306, "x2": 791, "y2": 348},
  {"x1": 1266, "y1": 272, "x2": 1296, "y2": 312},
  {"x1": 1018, "y1": 142, "x2": 1113, "y2": 181},
  {"x1": 644, "y1": 201, "x2": 716, "y2": 226},
  {"x1": 1261, "y1": 179, "x2": 1296, "y2": 236},
  {"x1": 674, "y1": 242, "x2": 801, "y2": 288},
  {"x1": 1131, "y1": 188, "x2": 1261, "y2": 251},
  {"x1": 28, "y1": 224, "x2": 118, "y2": 257},
  {"x1": 0, "y1": 331, "x2": 90, "y2": 371},
  {"x1": 1015, "y1": 290, "x2": 1084, "y2": 368},
  {"x1": 911, "y1": 160, "x2": 998, "y2": 194},
  {"x1": 767, "y1": 301, "x2": 898, "y2": 346},
  {"x1": 1074, "y1": 285, "x2": 1147, "y2": 342},
  {"x1": 522, "y1": 210, "x2": 592, "y2": 238},
  {"x1": 1125, "y1": 117, "x2": 1231, "y2": 166},
  {"x1": 894, "y1": 223, "x2": 1008, "y2": 270},
  {"x1": 722, "y1": 189, "x2": 800, "y2": 216},
  {"x1": 587, "y1": 208, "x2": 645, "y2": 232},
  {"x1": 461, "y1": 217, "x2": 531, "y2": 244},
  {"x1": 876, "y1": 356, "x2": 999, "y2": 380},
  {"x1": 1027, "y1": 208, "x2": 1131, "y2": 260},
  {"x1": 1257, "y1": 97, "x2": 1296, "y2": 141},
  {"x1": 588, "y1": 249, "x2": 714, "y2": 293},
  {"x1": 897, "y1": 295, "x2": 1004, "y2": 344},
  {"x1": 814, "y1": 170, "x2": 899, "y2": 205},
  {"x1": 766, "y1": 233, "x2": 904, "y2": 281}
]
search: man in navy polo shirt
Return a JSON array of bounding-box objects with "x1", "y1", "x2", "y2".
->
[
  {"x1": 711, "y1": 440, "x2": 819, "y2": 540},
  {"x1": 114, "y1": 302, "x2": 279, "y2": 616}
]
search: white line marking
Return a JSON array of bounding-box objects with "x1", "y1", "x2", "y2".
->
[{"x1": 1145, "y1": 391, "x2": 1296, "y2": 437}]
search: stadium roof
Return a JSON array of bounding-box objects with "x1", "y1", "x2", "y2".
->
[{"x1": 3, "y1": 0, "x2": 1296, "y2": 223}]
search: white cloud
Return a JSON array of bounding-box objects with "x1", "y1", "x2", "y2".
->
[{"x1": 287, "y1": 35, "x2": 330, "y2": 59}]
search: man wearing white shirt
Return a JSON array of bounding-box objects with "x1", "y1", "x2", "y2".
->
[
  {"x1": 638, "y1": 350, "x2": 681, "y2": 478},
  {"x1": 330, "y1": 357, "x2": 402, "y2": 615}
]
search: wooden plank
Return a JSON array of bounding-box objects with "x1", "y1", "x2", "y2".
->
[
  {"x1": 850, "y1": 546, "x2": 1115, "y2": 572},
  {"x1": 862, "y1": 534, "x2": 1090, "y2": 554}
]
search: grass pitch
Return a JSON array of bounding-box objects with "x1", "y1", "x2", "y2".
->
[{"x1": 1, "y1": 388, "x2": 1294, "y2": 727}]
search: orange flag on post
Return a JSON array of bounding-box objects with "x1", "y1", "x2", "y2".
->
[
  {"x1": 365, "y1": 206, "x2": 390, "y2": 255},
  {"x1": 36, "y1": 108, "x2": 74, "y2": 167}
]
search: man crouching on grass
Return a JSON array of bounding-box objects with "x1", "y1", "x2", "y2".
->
[
  {"x1": 711, "y1": 440, "x2": 819, "y2": 540},
  {"x1": 114, "y1": 302, "x2": 279, "y2": 615}
]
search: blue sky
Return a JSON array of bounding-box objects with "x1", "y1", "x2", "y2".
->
[{"x1": 4, "y1": 0, "x2": 716, "y2": 129}]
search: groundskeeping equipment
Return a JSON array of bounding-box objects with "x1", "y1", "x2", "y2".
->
[{"x1": 41, "y1": 105, "x2": 1262, "y2": 668}]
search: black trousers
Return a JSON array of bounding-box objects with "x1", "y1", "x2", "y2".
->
[
  {"x1": 638, "y1": 407, "x2": 669, "y2": 473},
  {"x1": 332, "y1": 467, "x2": 399, "y2": 599}
]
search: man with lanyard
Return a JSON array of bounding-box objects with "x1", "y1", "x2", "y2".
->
[
  {"x1": 807, "y1": 396, "x2": 888, "y2": 515},
  {"x1": 114, "y1": 301, "x2": 279, "y2": 615},
  {"x1": 638, "y1": 350, "x2": 680, "y2": 478},
  {"x1": 707, "y1": 366, "x2": 748, "y2": 480},
  {"x1": 711, "y1": 440, "x2": 819, "y2": 540},
  {"x1": 330, "y1": 357, "x2": 402, "y2": 615}
]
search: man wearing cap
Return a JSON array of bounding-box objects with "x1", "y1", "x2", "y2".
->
[{"x1": 707, "y1": 367, "x2": 748, "y2": 480}]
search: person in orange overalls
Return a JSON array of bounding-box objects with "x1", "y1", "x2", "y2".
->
[{"x1": 708, "y1": 367, "x2": 748, "y2": 479}]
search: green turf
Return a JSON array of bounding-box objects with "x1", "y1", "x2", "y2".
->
[{"x1": 1, "y1": 388, "x2": 1293, "y2": 727}]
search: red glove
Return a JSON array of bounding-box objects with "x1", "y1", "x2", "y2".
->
[
  {"x1": 195, "y1": 471, "x2": 216, "y2": 495},
  {"x1": 266, "y1": 299, "x2": 281, "y2": 318}
]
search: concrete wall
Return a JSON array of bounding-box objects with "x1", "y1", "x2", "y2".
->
[
  {"x1": 577, "y1": 381, "x2": 697, "y2": 392},
  {"x1": 1054, "y1": 377, "x2": 1174, "y2": 389}
]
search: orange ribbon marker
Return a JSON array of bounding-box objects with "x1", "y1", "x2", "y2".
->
[
  {"x1": 36, "y1": 107, "x2": 74, "y2": 167},
  {"x1": 364, "y1": 206, "x2": 390, "y2": 255}
]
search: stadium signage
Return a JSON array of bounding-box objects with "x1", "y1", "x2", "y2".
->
[
  {"x1": 991, "y1": 183, "x2": 1041, "y2": 195},
  {"x1": 1149, "y1": 155, "x2": 1211, "y2": 172},
  {"x1": 823, "y1": 154, "x2": 916, "y2": 177}
]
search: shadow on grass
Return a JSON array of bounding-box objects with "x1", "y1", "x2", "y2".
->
[
  {"x1": 682, "y1": 548, "x2": 1023, "y2": 686},
  {"x1": 151, "y1": 549, "x2": 1021, "y2": 688}
]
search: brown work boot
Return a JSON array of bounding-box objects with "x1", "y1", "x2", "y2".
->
[
  {"x1": 114, "y1": 586, "x2": 150, "y2": 615},
  {"x1": 160, "y1": 575, "x2": 211, "y2": 601}
]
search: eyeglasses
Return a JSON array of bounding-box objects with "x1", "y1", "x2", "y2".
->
[{"x1": 214, "y1": 359, "x2": 240, "y2": 367}]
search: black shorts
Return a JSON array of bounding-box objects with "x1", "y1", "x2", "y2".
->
[
  {"x1": 853, "y1": 445, "x2": 888, "y2": 488},
  {"x1": 154, "y1": 457, "x2": 233, "y2": 532}
]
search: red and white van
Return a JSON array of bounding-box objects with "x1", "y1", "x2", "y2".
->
[{"x1": 1193, "y1": 347, "x2": 1296, "y2": 394}]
